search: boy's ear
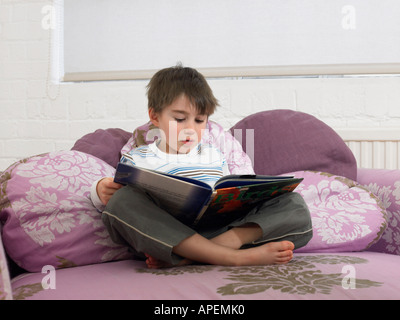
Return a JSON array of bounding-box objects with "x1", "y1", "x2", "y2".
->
[{"x1": 148, "y1": 108, "x2": 160, "y2": 127}]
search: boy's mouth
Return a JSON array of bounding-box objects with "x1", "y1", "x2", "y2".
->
[{"x1": 180, "y1": 137, "x2": 195, "y2": 144}]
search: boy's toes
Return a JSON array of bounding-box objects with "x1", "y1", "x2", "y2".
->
[{"x1": 280, "y1": 241, "x2": 295, "y2": 251}]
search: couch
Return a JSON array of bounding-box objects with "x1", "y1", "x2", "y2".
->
[{"x1": 1, "y1": 109, "x2": 400, "y2": 300}]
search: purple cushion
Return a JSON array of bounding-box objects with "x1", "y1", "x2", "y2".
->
[
  {"x1": 71, "y1": 128, "x2": 132, "y2": 168},
  {"x1": 230, "y1": 110, "x2": 357, "y2": 180}
]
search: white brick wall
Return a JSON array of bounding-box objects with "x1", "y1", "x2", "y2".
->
[{"x1": 1, "y1": 0, "x2": 400, "y2": 170}]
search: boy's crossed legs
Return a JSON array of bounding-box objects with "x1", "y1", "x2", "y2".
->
[
  {"x1": 103, "y1": 186, "x2": 309, "y2": 270},
  {"x1": 145, "y1": 223, "x2": 294, "y2": 269}
]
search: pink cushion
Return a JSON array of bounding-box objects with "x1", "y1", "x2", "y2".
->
[
  {"x1": 0, "y1": 151, "x2": 131, "y2": 272},
  {"x1": 292, "y1": 171, "x2": 387, "y2": 253},
  {"x1": 0, "y1": 227, "x2": 12, "y2": 299},
  {"x1": 230, "y1": 109, "x2": 357, "y2": 180},
  {"x1": 357, "y1": 168, "x2": 400, "y2": 255}
]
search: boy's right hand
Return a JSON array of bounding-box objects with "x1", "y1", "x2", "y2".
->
[{"x1": 97, "y1": 177, "x2": 123, "y2": 205}]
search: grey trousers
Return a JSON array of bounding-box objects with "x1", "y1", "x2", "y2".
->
[{"x1": 102, "y1": 185, "x2": 313, "y2": 265}]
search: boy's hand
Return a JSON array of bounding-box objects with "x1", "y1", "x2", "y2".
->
[{"x1": 97, "y1": 177, "x2": 123, "y2": 205}]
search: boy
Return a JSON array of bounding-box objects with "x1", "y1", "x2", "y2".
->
[{"x1": 91, "y1": 65, "x2": 312, "y2": 268}]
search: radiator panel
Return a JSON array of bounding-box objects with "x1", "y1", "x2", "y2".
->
[{"x1": 345, "y1": 140, "x2": 400, "y2": 170}]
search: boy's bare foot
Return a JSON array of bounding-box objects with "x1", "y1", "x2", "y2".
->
[
  {"x1": 144, "y1": 240, "x2": 294, "y2": 268},
  {"x1": 237, "y1": 241, "x2": 294, "y2": 266}
]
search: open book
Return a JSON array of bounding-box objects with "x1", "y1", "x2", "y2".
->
[{"x1": 114, "y1": 162, "x2": 303, "y2": 228}]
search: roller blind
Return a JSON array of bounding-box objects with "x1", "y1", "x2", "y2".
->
[{"x1": 63, "y1": 0, "x2": 400, "y2": 81}]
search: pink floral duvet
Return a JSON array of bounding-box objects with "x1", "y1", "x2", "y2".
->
[{"x1": 10, "y1": 251, "x2": 400, "y2": 300}]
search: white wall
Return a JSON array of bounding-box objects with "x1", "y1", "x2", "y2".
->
[{"x1": 1, "y1": 0, "x2": 400, "y2": 170}]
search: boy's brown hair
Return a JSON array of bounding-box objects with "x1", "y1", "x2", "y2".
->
[{"x1": 146, "y1": 64, "x2": 219, "y2": 116}]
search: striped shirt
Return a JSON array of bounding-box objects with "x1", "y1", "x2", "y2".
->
[{"x1": 120, "y1": 141, "x2": 230, "y2": 187}]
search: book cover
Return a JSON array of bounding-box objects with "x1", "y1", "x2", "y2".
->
[{"x1": 114, "y1": 162, "x2": 303, "y2": 228}]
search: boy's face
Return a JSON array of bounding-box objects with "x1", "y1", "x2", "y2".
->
[{"x1": 149, "y1": 94, "x2": 208, "y2": 154}]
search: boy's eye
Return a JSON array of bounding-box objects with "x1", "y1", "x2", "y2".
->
[{"x1": 173, "y1": 117, "x2": 206, "y2": 124}]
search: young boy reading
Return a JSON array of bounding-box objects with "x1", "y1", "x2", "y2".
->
[{"x1": 91, "y1": 65, "x2": 312, "y2": 268}]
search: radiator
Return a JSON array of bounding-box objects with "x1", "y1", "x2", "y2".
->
[{"x1": 338, "y1": 129, "x2": 400, "y2": 170}]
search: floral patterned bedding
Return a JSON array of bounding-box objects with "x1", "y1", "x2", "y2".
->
[
  {"x1": 0, "y1": 151, "x2": 132, "y2": 273},
  {"x1": 10, "y1": 251, "x2": 400, "y2": 300},
  {"x1": 0, "y1": 149, "x2": 395, "y2": 300},
  {"x1": 357, "y1": 168, "x2": 400, "y2": 255},
  {"x1": 0, "y1": 150, "x2": 387, "y2": 274}
]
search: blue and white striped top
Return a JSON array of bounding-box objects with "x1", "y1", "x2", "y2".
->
[{"x1": 120, "y1": 141, "x2": 230, "y2": 187}]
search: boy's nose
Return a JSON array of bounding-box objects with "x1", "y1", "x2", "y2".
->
[
  {"x1": 183, "y1": 122, "x2": 196, "y2": 134},
  {"x1": 183, "y1": 128, "x2": 195, "y2": 136}
]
